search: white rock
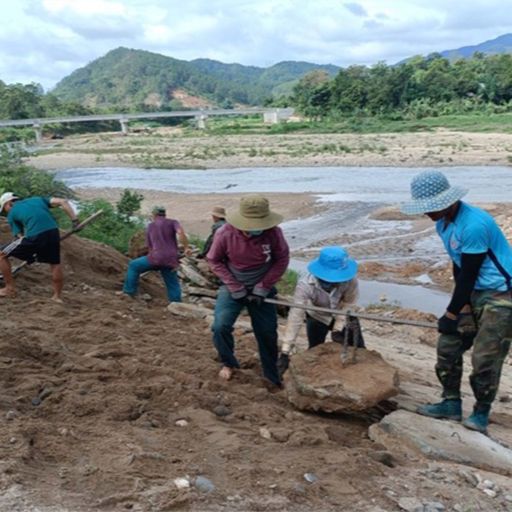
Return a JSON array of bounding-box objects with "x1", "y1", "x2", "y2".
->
[
  {"x1": 173, "y1": 477, "x2": 190, "y2": 489},
  {"x1": 259, "y1": 427, "x2": 272, "y2": 440},
  {"x1": 482, "y1": 488, "x2": 497, "y2": 498},
  {"x1": 414, "y1": 274, "x2": 433, "y2": 285},
  {"x1": 175, "y1": 419, "x2": 188, "y2": 427},
  {"x1": 482, "y1": 479, "x2": 495, "y2": 490},
  {"x1": 303, "y1": 473, "x2": 318, "y2": 484}
]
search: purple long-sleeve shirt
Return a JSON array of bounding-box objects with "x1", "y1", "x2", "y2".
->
[
  {"x1": 146, "y1": 217, "x2": 181, "y2": 267},
  {"x1": 206, "y1": 223, "x2": 290, "y2": 295}
]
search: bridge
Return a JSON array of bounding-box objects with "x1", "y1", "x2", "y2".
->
[{"x1": 0, "y1": 108, "x2": 295, "y2": 142}]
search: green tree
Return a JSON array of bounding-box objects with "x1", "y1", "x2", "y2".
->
[{"x1": 116, "y1": 189, "x2": 144, "y2": 219}]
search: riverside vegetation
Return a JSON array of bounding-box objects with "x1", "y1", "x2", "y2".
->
[{"x1": 2, "y1": 52, "x2": 512, "y2": 143}]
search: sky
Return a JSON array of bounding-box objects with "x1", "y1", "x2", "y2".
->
[{"x1": 1, "y1": 0, "x2": 512, "y2": 91}]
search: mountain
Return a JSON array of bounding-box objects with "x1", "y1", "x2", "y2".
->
[
  {"x1": 52, "y1": 48, "x2": 339, "y2": 109},
  {"x1": 439, "y1": 33, "x2": 512, "y2": 60}
]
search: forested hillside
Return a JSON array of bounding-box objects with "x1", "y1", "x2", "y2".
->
[
  {"x1": 292, "y1": 53, "x2": 512, "y2": 118},
  {"x1": 52, "y1": 48, "x2": 339, "y2": 109},
  {"x1": 2, "y1": 36, "x2": 512, "y2": 143}
]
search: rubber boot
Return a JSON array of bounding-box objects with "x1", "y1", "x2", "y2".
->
[
  {"x1": 463, "y1": 403, "x2": 490, "y2": 434},
  {"x1": 416, "y1": 398, "x2": 462, "y2": 421}
]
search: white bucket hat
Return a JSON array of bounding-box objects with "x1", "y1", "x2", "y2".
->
[
  {"x1": 401, "y1": 171, "x2": 467, "y2": 215},
  {"x1": 0, "y1": 192, "x2": 18, "y2": 213}
]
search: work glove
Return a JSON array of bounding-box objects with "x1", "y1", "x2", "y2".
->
[
  {"x1": 277, "y1": 353, "x2": 290, "y2": 380},
  {"x1": 246, "y1": 294, "x2": 264, "y2": 306},
  {"x1": 71, "y1": 218, "x2": 81, "y2": 231},
  {"x1": 437, "y1": 314, "x2": 459, "y2": 335}
]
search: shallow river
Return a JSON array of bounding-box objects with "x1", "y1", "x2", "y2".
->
[
  {"x1": 56, "y1": 166, "x2": 512, "y2": 202},
  {"x1": 57, "y1": 166, "x2": 512, "y2": 315}
]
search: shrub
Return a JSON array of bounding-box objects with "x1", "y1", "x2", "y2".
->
[
  {"x1": 116, "y1": 189, "x2": 144, "y2": 219},
  {"x1": 0, "y1": 147, "x2": 73, "y2": 198},
  {"x1": 77, "y1": 199, "x2": 145, "y2": 254},
  {"x1": 277, "y1": 269, "x2": 299, "y2": 296}
]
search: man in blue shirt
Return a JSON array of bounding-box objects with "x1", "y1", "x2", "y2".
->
[
  {"x1": 402, "y1": 171, "x2": 512, "y2": 434},
  {"x1": 0, "y1": 192, "x2": 79, "y2": 301}
]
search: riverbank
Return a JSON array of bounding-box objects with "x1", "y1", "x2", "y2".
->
[
  {"x1": 73, "y1": 186, "x2": 512, "y2": 300},
  {"x1": 28, "y1": 128, "x2": 512, "y2": 170},
  {"x1": 32, "y1": 133, "x2": 512, "y2": 301},
  {"x1": 75, "y1": 188, "x2": 321, "y2": 239}
]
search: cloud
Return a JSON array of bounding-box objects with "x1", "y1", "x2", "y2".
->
[
  {"x1": 0, "y1": 0, "x2": 511, "y2": 88},
  {"x1": 344, "y1": 2, "x2": 368, "y2": 17},
  {"x1": 27, "y1": 0, "x2": 142, "y2": 40}
]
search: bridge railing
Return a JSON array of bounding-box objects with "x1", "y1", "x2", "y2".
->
[{"x1": 0, "y1": 108, "x2": 294, "y2": 128}]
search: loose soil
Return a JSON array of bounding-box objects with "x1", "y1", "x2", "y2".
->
[
  {"x1": 3, "y1": 129, "x2": 512, "y2": 510},
  {"x1": 1, "y1": 219, "x2": 511, "y2": 511}
]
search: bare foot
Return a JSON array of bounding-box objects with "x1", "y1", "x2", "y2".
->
[
  {"x1": 0, "y1": 287, "x2": 16, "y2": 298},
  {"x1": 219, "y1": 366, "x2": 234, "y2": 381},
  {"x1": 51, "y1": 296, "x2": 64, "y2": 304}
]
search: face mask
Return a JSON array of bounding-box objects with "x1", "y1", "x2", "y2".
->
[
  {"x1": 318, "y1": 279, "x2": 336, "y2": 292},
  {"x1": 247, "y1": 230, "x2": 264, "y2": 237}
]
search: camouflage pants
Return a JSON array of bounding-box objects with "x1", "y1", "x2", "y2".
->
[{"x1": 436, "y1": 290, "x2": 512, "y2": 405}]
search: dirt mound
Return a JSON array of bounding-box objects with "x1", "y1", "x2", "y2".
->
[
  {"x1": 0, "y1": 225, "x2": 395, "y2": 511},
  {"x1": 1, "y1": 222, "x2": 511, "y2": 511}
]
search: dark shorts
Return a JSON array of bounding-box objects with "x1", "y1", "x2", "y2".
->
[{"x1": 3, "y1": 228, "x2": 60, "y2": 265}]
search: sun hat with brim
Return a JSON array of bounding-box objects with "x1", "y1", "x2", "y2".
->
[
  {"x1": 401, "y1": 170, "x2": 468, "y2": 216},
  {"x1": 308, "y1": 246, "x2": 358, "y2": 283},
  {"x1": 226, "y1": 195, "x2": 283, "y2": 231},
  {"x1": 211, "y1": 206, "x2": 226, "y2": 219},
  {"x1": 0, "y1": 192, "x2": 18, "y2": 213}
]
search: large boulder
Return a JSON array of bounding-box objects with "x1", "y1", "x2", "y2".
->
[
  {"x1": 284, "y1": 343, "x2": 400, "y2": 413},
  {"x1": 369, "y1": 410, "x2": 512, "y2": 475}
]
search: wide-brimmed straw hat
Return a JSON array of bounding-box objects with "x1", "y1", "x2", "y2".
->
[
  {"x1": 226, "y1": 195, "x2": 283, "y2": 231},
  {"x1": 308, "y1": 246, "x2": 358, "y2": 283},
  {"x1": 401, "y1": 171, "x2": 468, "y2": 215},
  {"x1": 210, "y1": 206, "x2": 226, "y2": 219},
  {"x1": 0, "y1": 192, "x2": 18, "y2": 213}
]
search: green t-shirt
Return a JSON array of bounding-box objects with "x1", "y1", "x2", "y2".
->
[{"x1": 7, "y1": 197, "x2": 58, "y2": 238}]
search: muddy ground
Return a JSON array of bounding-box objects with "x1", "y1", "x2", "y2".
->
[
  {"x1": 1, "y1": 217, "x2": 512, "y2": 511},
  {"x1": 2, "y1": 129, "x2": 512, "y2": 510}
]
